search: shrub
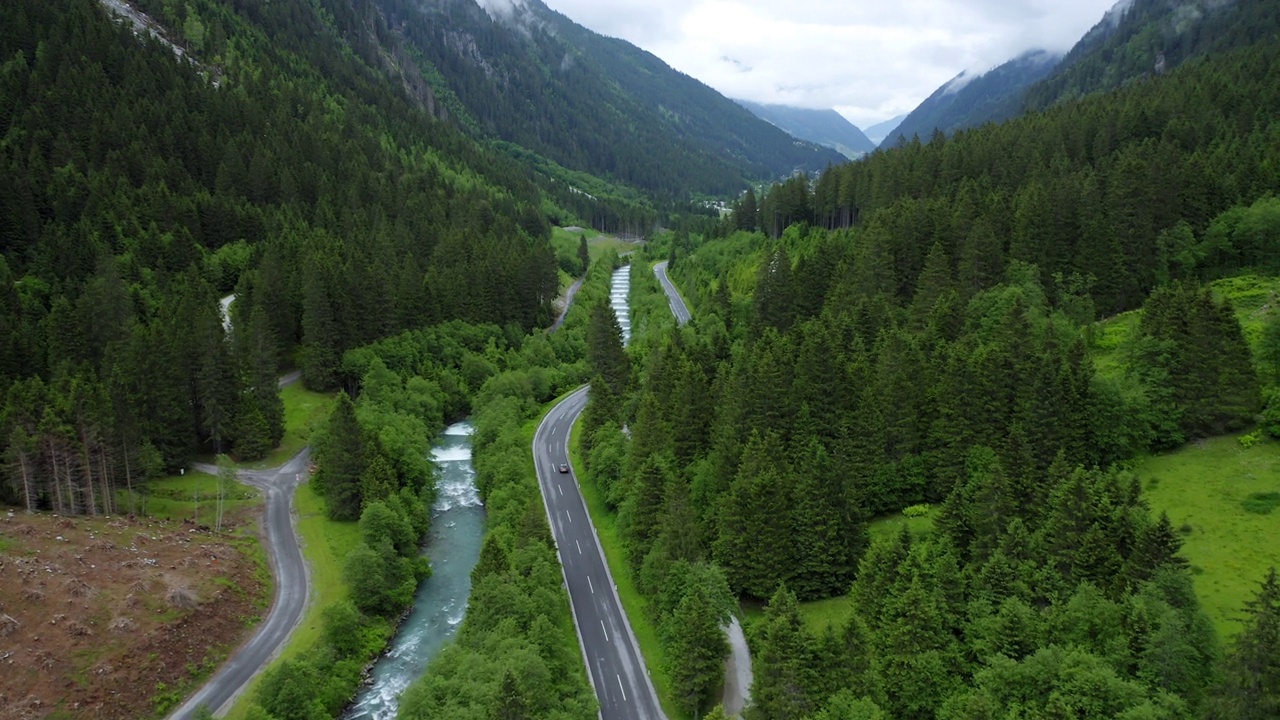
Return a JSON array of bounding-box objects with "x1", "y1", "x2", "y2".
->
[{"x1": 1241, "y1": 492, "x2": 1280, "y2": 515}]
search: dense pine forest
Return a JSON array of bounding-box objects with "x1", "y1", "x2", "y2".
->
[
  {"x1": 573, "y1": 16, "x2": 1280, "y2": 720},
  {"x1": 0, "y1": 0, "x2": 558, "y2": 514},
  {"x1": 5, "y1": 0, "x2": 1280, "y2": 718}
]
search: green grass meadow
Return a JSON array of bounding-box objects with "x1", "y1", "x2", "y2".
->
[
  {"x1": 251, "y1": 383, "x2": 336, "y2": 468},
  {"x1": 551, "y1": 226, "x2": 641, "y2": 263},
  {"x1": 868, "y1": 506, "x2": 937, "y2": 544},
  {"x1": 1137, "y1": 434, "x2": 1280, "y2": 639},
  {"x1": 1087, "y1": 272, "x2": 1280, "y2": 639}
]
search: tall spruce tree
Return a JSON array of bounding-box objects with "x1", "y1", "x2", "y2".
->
[
  {"x1": 667, "y1": 584, "x2": 729, "y2": 716},
  {"x1": 748, "y1": 586, "x2": 816, "y2": 720},
  {"x1": 713, "y1": 432, "x2": 792, "y2": 599},
  {"x1": 1211, "y1": 568, "x2": 1280, "y2": 719},
  {"x1": 314, "y1": 392, "x2": 366, "y2": 520},
  {"x1": 586, "y1": 301, "x2": 629, "y2": 395}
]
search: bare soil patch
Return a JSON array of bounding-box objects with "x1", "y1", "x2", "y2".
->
[{"x1": 0, "y1": 508, "x2": 267, "y2": 720}]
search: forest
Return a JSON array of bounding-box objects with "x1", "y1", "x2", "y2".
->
[
  {"x1": 567, "y1": 23, "x2": 1280, "y2": 720},
  {"x1": 0, "y1": 0, "x2": 558, "y2": 514},
  {"x1": 4, "y1": 0, "x2": 1280, "y2": 717}
]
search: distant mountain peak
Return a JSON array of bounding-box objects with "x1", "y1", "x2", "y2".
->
[
  {"x1": 379, "y1": 0, "x2": 842, "y2": 195},
  {"x1": 735, "y1": 100, "x2": 875, "y2": 159},
  {"x1": 885, "y1": 48, "x2": 1063, "y2": 146}
]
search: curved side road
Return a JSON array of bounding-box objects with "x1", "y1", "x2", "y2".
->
[
  {"x1": 169, "y1": 448, "x2": 312, "y2": 720},
  {"x1": 653, "y1": 261, "x2": 690, "y2": 326},
  {"x1": 550, "y1": 276, "x2": 586, "y2": 332},
  {"x1": 533, "y1": 388, "x2": 665, "y2": 720}
]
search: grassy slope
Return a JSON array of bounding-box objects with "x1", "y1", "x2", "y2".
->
[
  {"x1": 1136, "y1": 434, "x2": 1280, "y2": 638},
  {"x1": 1092, "y1": 272, "x2": 1280, "y2": 380},
  {"x1": 551, "y1": 227, "x2": 640, "y2": 262},
  {"x1": 250, "y1": 384, "x2": 336, "y2": 468},
  {"x1": 1090, "y1": 272, "x2": 1280, "y2": 637},
  {"x1": 129, "y1": 471, "x2": 259, "y2": 522},
  {"x1": 568, "y1": 418, "x2": 684, "y2": 720}
]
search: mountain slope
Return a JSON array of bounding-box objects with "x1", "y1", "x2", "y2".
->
[
  {"x1": 1025, "y1": 0, "x2": 1276, "y2": 110},
  {"x1": 884, "y1": 49, "x2": 1061, "y2": 146},
  {"x1": 735, "y1": 100, "x2": 876, "y2": 159},
  {"x1": 372, "y1": 0, "x2": 843, "y2": 198},
  {"x1": 890, "y1": 0, "x2": 1277, "y2": 147}
]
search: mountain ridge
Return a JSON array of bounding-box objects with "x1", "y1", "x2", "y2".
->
[
  {"x1": 373, "y1": 0, "x2": 843, "y2": 199},
  {"x1": 883, "y1": 48, "x2": 1062, "y2": 146},
  {"x1": 862, "y1": 114, "x2": 907, "y2": 146},
  {"x1": 735, "y1": 100, "x2": 876, "y2": 159},
  {"x1": 888, "y1": 0, "x2": 1268, "y2": 147}
]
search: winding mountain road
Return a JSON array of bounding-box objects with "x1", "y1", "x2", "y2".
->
[
  {"x1": 167, "y1": 360, "x2": 311, "y2": 720},
  {"x1": 169, "y1": 448, "x2": 312, "y2": 719},
  {"x1": 550, "y1": 276, "x2": 586, "y2": 332},
  {"x1": 538, "y1": 260, "x2": 754, "y2": 717},
  {"x1": 533, "y1": 388, "x2": 665, "y2": 720}
]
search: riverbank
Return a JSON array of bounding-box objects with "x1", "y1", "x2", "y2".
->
[{"x1": 343, "y1": 420, "x2": 483, "y2": 720}]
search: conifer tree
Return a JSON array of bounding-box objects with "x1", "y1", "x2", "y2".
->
[
  {"x1": 738, "y1": 188, "x2": 759, "y2": 232},
  {"x1": 908, "y1": 242, "x2": 955, "y2": 329},
  {"x1": 752, "y1": 248, "x2": 796, "y2": 334},
  {"x1": 875, "y1": 556, "x2": 964, "y2": 720},
  {"x1": 667, "y1": 584, "x2": 729, "y2": 716},
  {"x1": 586, "y1": 301, "x2": 629, "y2": 395},
  {"x1": 491, "y1": 671, "x2": 529, "y2": 720},
  {"x1": 577, "y1": 235, "x2": 590, "y2": 274},
  {"x1": 713, "y1": 432, "x2": 792, "y2": 599},
  {"x1": 301, "y1": 262, "x2": 341, "y2": 391},
  {"x1": 314, "y1": 392, "x2": 366, "y2": 520},
  {"x1": 788, "y1": 436, "x2": 862, "y2": 599},
  {"x1": 1211, "y1": 568, "x2": 1280, "y2": 719},
  {"x1": 619, "y1": 454, "x2": 669, "y2": 569},
  {"x1": 748, "y1": 586, "x2": 815, "y2": 720}
]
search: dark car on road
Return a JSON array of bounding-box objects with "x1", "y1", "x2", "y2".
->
[{"x1": 558, "y1": 463, "x2": 570, "y2": 473}]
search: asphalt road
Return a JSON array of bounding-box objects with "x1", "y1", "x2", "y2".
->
[
  {"x1": 550, "y1": 275, "x2": 586, "y2": 332},
  {"x1": 533, "y1": 387, "x2": 666, "y2": 720},
  {"x1": 652, "y1": 261, "x2": 690, "y2": 326},
  {"x1": 170, "y1": 447, "x2": 312, "y2": 719}
]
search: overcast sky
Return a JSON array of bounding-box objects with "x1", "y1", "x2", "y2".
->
[{"x1": 533, "y1": 0, "x2": 1122, "y2": 128}]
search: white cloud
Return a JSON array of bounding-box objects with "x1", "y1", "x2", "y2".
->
[
  {"x1": 537, "y1": 0, "x2": 1120, "y2": 127},
  {"x1": 476, "y1": 0, "x2": 527, "y2": 19}
]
